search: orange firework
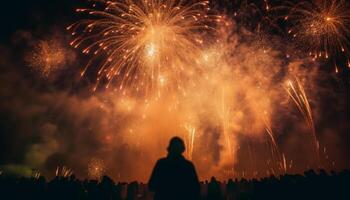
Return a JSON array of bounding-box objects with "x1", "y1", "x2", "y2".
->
[
  {"x1": 68, "y1": 0, "x2": 220, "y2": 94},
  {"x1": 282, "y1": 0, "x2": 350, "y2": 70},
  {"x1": 88, "y1": 158, "x2": 106, "y2": 180},
  {"x1": 27, "y1": 40, "x2": 66, "y2": 77}
]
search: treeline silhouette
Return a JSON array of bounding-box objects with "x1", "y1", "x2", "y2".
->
[{"x1": 0, "y1": 169, "x2": 349, "y2": 200}]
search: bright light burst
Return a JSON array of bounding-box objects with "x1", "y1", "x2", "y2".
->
[
  {"x1": 68, "y1": 0, "x2": 220, "y2": 94},
  {"x1": 283, "y1": 0, "x2": 350, "y2": 69}
]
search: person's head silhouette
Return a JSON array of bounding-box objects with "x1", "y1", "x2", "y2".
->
[{"x1": 167, "y1": 137, "x2": 185, "y2": 156}]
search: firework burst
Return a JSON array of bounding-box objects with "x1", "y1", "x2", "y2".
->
[
  {"x1": 68, "y1": 0, "x2": 220, "y2": 95},
  {"x1": 88, "y1": 158, "x2": 106, "y2": 180},
  {"x1": 282, "y1": 0, "x2": 350, "y2": 70},
  {"x1": 27, "y1": 40, "x2": 66, "y2": 77}
]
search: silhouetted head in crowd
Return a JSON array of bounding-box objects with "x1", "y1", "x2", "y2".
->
[{"x1": 167, "y1": 137, "x2": 185, "y2": 156}]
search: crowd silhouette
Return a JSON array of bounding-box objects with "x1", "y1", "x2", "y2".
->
[
  {"x1": 0, "y1": 169, "x2": 349, "y2": 200},
  {"x1": 0, "y1": 137, "x2": 349, "y2": 199}
]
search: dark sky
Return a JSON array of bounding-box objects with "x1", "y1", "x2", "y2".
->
[{"x1": 1, "y1": 0, "x2": 85, "y2": 43}]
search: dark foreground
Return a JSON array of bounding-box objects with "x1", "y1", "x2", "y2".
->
[{"x1": 0, "y1": 169, "x2": 349, "y2": 200}]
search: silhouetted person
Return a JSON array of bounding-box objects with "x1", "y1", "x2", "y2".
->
[
  {"x1": 148, "y1": 137, "x2": 200, "y2": 200},
  {"x1": 207, "y1": 177, "x2": 223, "y2": 200},
  {"x1": 126, "y1": 181, "x2": 139, "y2": 200},
  {"x1": 226, "y1": 178, "x2": 236, "y2": 200}
]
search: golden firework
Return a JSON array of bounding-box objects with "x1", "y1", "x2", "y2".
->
[
  {"x1": 68, "y1": 0, "x2": 220, "y2": 94},
  {"x1": 283, "y1": 0, "x2": 350, "y2": 69},
  {"x1": 27, "y1": 40, "x2": 66, "y2": 77},
  {"x1": 88, "y1": 158, "x2": 106, "y2": 180}
]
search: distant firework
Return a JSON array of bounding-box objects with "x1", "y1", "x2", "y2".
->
[
  {"x1": 282, "y1": 0, "x2": 350, "y2": 70},
  {"x1": 88, "y1": 158, "x2": 106, "y2": 180},
  {"x1": 27, "y1": 40, "x2": 66, "y2": 77},
  {"x1": 68, "y1": 0, "x2": 221, "y2": 95}
]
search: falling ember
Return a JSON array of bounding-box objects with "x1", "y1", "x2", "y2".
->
[
  {"x1": 88, "y1": 158, "x2": 106, "y2": 180},
  {"x1": 264, "y1": 0, "x2": 270, "y2": 10}
]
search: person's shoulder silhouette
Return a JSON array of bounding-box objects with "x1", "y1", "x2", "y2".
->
[{"x1": 148, "y1": 136, "x2": 200, "y2": 200}]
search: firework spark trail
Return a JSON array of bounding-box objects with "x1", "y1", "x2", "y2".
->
[
  {"x1": 219, "y1": 88, "x2": 234, "y2": 162},
  {"x1": 55, "y1": 166, "x2": 73, "y2": 178},
  {"x1": 261, "y1": 112, "x2": 285, "y2": 173},
  {"x1": 184, "y1": 124, "x2": 196, "y2": 160},
  {"x1": 68, "y1": 0, "x2": 221, "y2": 95},
  {"x1": 282, "y1": 153, "x2": 287, "y2": 173},
  {"x1": 281, "y1": 0, "x2": 350, "y2": 71},
  {"x1": 32, "y1": 170, "x2": 41, "y2": 179},
  {"x1": 285, "y1": 78, "x2": 320, "y2": 165}
]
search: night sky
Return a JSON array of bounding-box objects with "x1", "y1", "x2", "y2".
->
[{"x1": 1, "y1": 0, "x2": 350, "y2": 181}]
